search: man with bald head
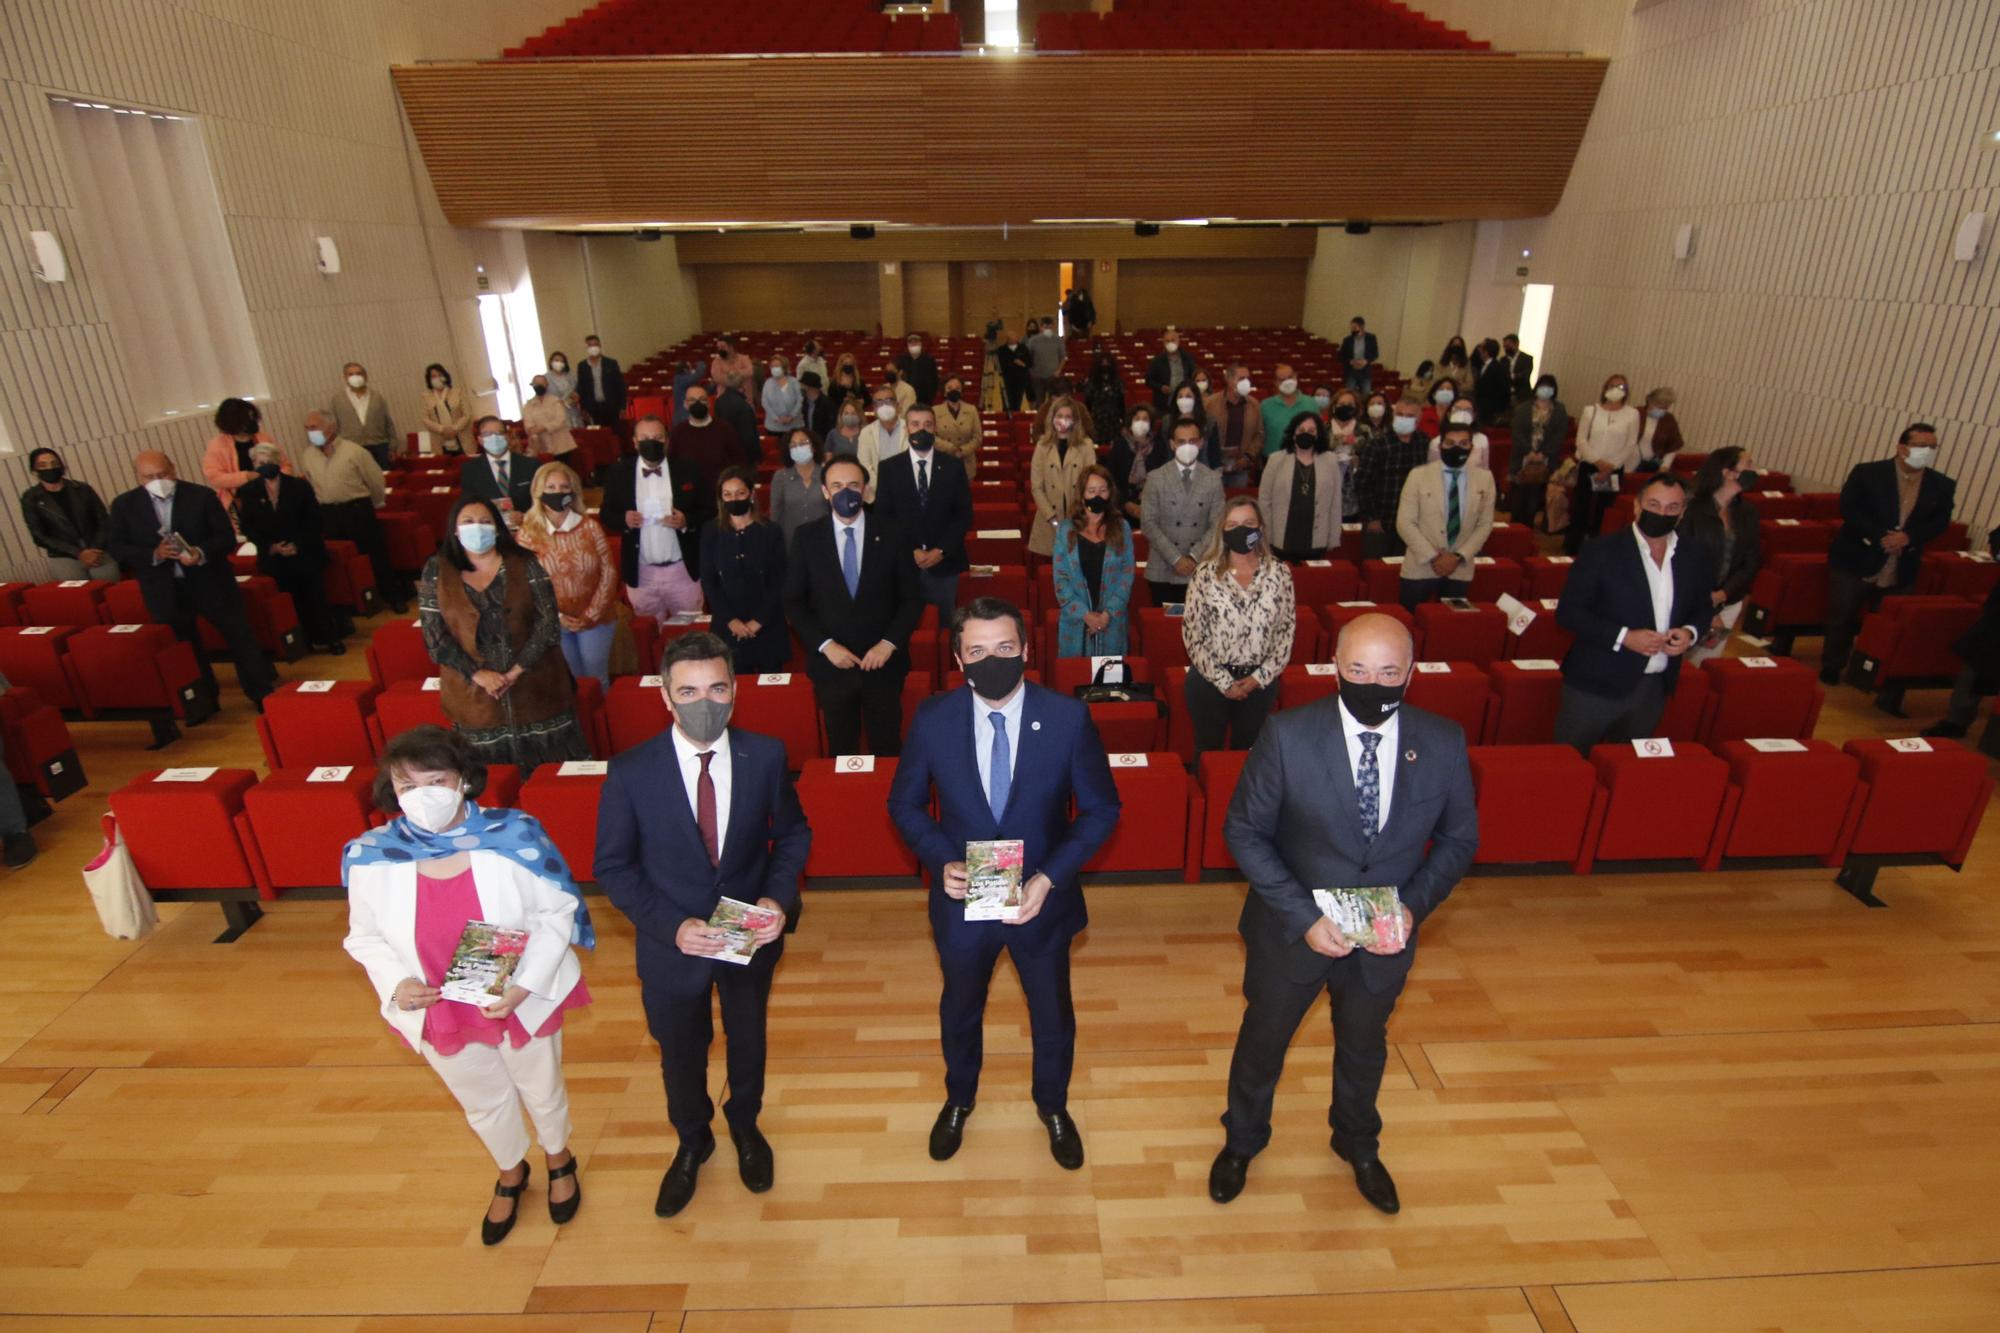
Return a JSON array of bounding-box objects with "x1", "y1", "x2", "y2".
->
[
  {"x1": 295, "y1": 408, "x2": 404, "y2": 613},
  {"x1": 105, "y1": 451, "x2": 277, "y2": 708},
  {"x1": 1210, "y1": 612, "x2": 1477, "y2": 1214}
]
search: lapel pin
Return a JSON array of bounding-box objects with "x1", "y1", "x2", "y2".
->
[
  {"x1": 1031, "y1": 720, "x2": 1042, "y2": 731},
  {"x1": 1404, "y1": 749, "x2": 1417, "y2": 762}
]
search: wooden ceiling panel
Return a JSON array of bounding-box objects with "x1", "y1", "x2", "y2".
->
[{"x1": 392, "y1": 52, "x2": 1607, "y2": 230}]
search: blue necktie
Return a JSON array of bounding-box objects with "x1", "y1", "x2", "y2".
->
[
  {"x1": 1357, "y1": 731, "x2": 1382, "y2": 841},
  {"x1": 841, "y1": 523, "x2": 860, "y2": 598},
  {"x1": 987, "y1": 711, "x2": 1011, "y2": 824}
]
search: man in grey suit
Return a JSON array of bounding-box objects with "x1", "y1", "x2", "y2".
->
[
  {"x1": 1140, "y1": 417, "x2": 1225, "y2": 605},
  {"x1": 329, "y1": 361, "x2": 397, "y2": 469},
  {"x1": 1210, "y1": 612, "x2": 1478, "y2": 1214}
]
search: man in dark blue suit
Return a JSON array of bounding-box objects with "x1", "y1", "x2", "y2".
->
[
  {"x1": 887, "y1": 597, "x2": 1121, "y2": 1169},
  {"x1": 1552, "y1": 472, "x2": 1715, "y2": 752},
  {"x1": 871, "y1": 404, "x2": 973, "y2": 629},
  {"x1": 1213, "y1": 613, "x2": 1478, "y2": 1213},
  {"x1": 595, "y1": 632, "x2": 812, "y2": 1218}
]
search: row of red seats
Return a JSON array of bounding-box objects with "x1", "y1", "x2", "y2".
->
[
  {"x1": 0, "y1": 685, "x2": 85, "y2": 804},
  {"x1": 507, "y1": 0, "x2": 959, "y2": 59},
  {"x1": 0, "y1": 575, "x2": 306, "y2": 662},
  {"x1": 1037, "y1": 0, "x2": 1487, "y2": 53},
  {"x1": 0, "y1": 624, "x2": 215, "y2": 742}
]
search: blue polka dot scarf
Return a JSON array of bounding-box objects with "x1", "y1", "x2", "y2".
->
[{"x1": 342, "y1": 801, "x2": 595, "y2": 950}]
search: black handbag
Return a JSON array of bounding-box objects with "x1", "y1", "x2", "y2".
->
[{"x1": 1075, "y1": 657, "x2": 1158, "y2": 704}]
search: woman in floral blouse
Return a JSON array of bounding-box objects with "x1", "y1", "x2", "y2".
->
[{"x1": 1180, "y1": 496, "x2": 1295, "y2": 757}]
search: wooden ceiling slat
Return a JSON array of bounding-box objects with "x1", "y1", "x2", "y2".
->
[{"x1": 392, "y1": 52, "x2": 1608, "y2": 229}]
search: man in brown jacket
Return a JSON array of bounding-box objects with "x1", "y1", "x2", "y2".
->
[{"x1": 1205, "y1": 362, "x2": 1264, "y2": 488}]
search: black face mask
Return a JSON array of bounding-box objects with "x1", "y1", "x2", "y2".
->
[
  {"x1": 254, "y1": 462, "x2": 282, "y2": 480},
  {"x1": 637, "y1": 438, "x2": 667, "y2": 463},
  {"x1": 961, "y1": 652, "x2": 1026, "y2": 702},
  {"x1": 908, "y1": 429, "x2": 935, "y2": 452},
  {"x1": 1332, "y1": 405, "x2": 1357, "y2": 423},
  {"x1": 1222, "y1": 526, "x2": 1262, "y2": 555},
  {"x1": 1440, "y1": 447, "x2": 1472, "y2": 469},
  {"x1": 1294, "y1": 435, "x2": 1319, "y2": 455},
  {"x1": 1636, "y1": 509, "x2": 1679, "y2": 538},
  {"x1": 945, "y1": 390, "x2": 962, "y2": 403},
  {"x1": 543, "y1": 492, "x2": 574, "y2": 511},
  {"x1": 1084, "y1": 495, "x2": 1109, "y2": 514},
  {"x1": 1341, "y1": 680, "x2": 1405, "y2": 728},
  {"x1": 531, "y1": 384, "x2": 548, "y2": 396},
  {"x1": 34, "y1": 466, "x2": 64, "y2": 484},
  {"x1": 1733, "y1": 469, "x2": 1759, "y2": 492},
  {"x1": 688, "y1": 403, "x2": 710, "y2": 422},
  {"x1": 724, "y1": 497, "x2": 753, "y2": 517}
]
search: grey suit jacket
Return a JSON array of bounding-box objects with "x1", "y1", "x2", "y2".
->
[
  {"x1": 1140, "y1": 461, "x2": 1224, "y2": 590},
  {"x1": 1224, "y1": 698, "x2": 1478, "y2": 992}
]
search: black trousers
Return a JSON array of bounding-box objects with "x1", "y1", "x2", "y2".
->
[
  {"x1": 1148, "y1": 579, "x2": 1187, "y2": 607},
  {"x1": 1822, "y1": 567, "x2": 1888, "y2": 679},
  {"x1": 640, "y1": 945, "x2": 780, "y2": 1147},
  {"x1": 1551, "y1": 676, "x2": 1669, "y2": 754},
  {"x1": 937, "y1": 931, "x2": 1076, "y2": 1114},
  {"x1": 265, "y1": 554, "x2": 338, "y2": 647},
  {"x1": 1360, "y1": 524, "x2": 1406, "y2": 560},
  {"x1": 321, "y1": 498, "x2": 404, "y2": 606},
  {"x1": 1001, "y1": 377, "x2": 1029, "y2": 412},
  {"x1": 143, "y1": 573, "x2": 274, "y2": 702},
  {"x1": 813, "y1": 665, "x2": 905, "y2": 756},
  {"x1": 1222, "y1": 948, "x2": 1404, "y2": 1159},
  {"x1": 1564, "y1": 470, "x2": 1621, "y2": 555},
  {"x1": 1185, "y1": 671, "x2": 1276, "y2": 757}
]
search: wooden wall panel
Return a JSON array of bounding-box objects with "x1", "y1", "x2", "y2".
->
[
  {"x1": 1119, "y1": 258, "x2": 1311, "y2": 331},
  {"x1": 393, "y1": 53, "x2": 1608, "y2": 229},
  {"x1": 691, "y1": 263, "x2": 880, "y2": 335},
  {"x1": 902, "y1": 261, "x2": 953, "y2": 338},
  {"x1": 959, "y1": 260, "x2": 1063, "y2": 340}
]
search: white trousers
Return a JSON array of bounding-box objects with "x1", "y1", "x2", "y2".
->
[{"x1": 421, "y1": 1030, "x2": 573, "y2": 1168}]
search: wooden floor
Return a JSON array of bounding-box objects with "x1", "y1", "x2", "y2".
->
[{"x1": 3, "y1": 608, "x2": 2000, "y2": 1332}]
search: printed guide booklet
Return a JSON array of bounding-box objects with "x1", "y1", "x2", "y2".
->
[
  {"x1": 708, "y1": 896, "x2": 781, "y2": 965},
  {"x1": 440, "y1": 921, "x2": 531, "y2": 1005},
  {"x1": 965, "y1": 839, "x2": 1026, "y2": 922},
  {"x1": 1312, "y1": 886, "x2": 1408, "y2": 951}
]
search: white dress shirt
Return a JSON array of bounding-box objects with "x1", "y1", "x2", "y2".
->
[
  {"x1": 971, "y1": 681, "x2": 1027, "y2": 808},
  {"x1": 636, "y1": 460, "x2": 683, "y2": 565},
  {"x1": 818, "y1": 510, "x2": 869, "y2": 654},
  {"x1": 1337, "y1": 696, "x2": 1401, "y2": 831},
  {"x1": 1616, "y1": 525, "x2": 1681, "y2": 674},
  {"x1": 672, "y1": 723, "x2": 732, "y2": 855}
]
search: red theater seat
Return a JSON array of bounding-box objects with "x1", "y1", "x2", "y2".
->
[
  {"x1": 1481, "y1": 524, "x2": 1538, "y2": 561},
  {"x1": 1848, "y1": 595, "x2": 1982, "y2": 714},
  {"x1": 1320, "y1": 602, "x2": 1416, "y2": 652},
  {"x1": 109, "y1": 767, "x2": 270, "y2": 936},
  {"x1": 241, "y1": 766, "x2": 378, "y2": 890},
  {"x1": 1588, "y1": 741, "x2": 1731, "y2": 865},
  {"x1": 102, "y1": 579, "x2": 150, "y2": 625},
  {"x1": 517, "y1": 762, "x2": 608, "y2": 882},
  {"x1": 1840, "y1": 738, "x2": 1990, "y2": 863},
  {"x1": 733, "y1": 672, "x2": 821, "y2": 768},
  {"x1": 366, "y1": 619, "x2": 434, "y2": 688},
  {"x1": 255, "y1": 680, "x2": 380, "y2": 769},
  {"x1": 1522, "y1": 555, "x2": 1574, "y2": 599},
  {"x1": 1505, "y1": 596, "x2": 1574, "y2": 662},
  {"x1": 1465, "y1": 558, "x2": 1526, "y2": 602},
  {"x1": 1741, "y1": 553, "x2": 1829, "y2": 653},
  {"x1": 1196, "y1": 749, "x2": 1249, "y2": 873},
  {"x1": 482, "y1": 764, "x2": 524, "y2": 808},
  {"x1": 203, "y1": 574, "x2": 304, "y2": 662},
  {"x1": 795, "y1": 756, "x2": 919, "y2": 879},
  {"x1": 1468, "y1": 744, "x2": 1604, "y2": 869},
  {"x1": 367, "y1": 678, "x2": 450, "y2": 750},
  {"x1": 1657, "y1": 664, "x2": 1712, "y2": 741},
  {"x1": 1082, "y1": 753, "x2": 1193, "y2": 878},
  {"x1": 1486, "y1": 660, "x2": 1566, "y2": 744},
  {"x1": 1706, "y1": 740, "x2": 1861, "y2": 868},
  {"x1": 1290, "y1": 560, "x2": 1360, "y2": 607},
  {"x1": 1278, "y1": 663, "x2": 1344, "y2": 710},
  {"x1": 0, "y1": 583, "x2": 26, "y2": 625},
  {"x1": 0, "y1": 686, "x2": 85, "y2": 800},
  {"x1": 322, "y1": 539, "x2": 380, "y2": 617},
  {"x1": 1361, "y1": 559, "x2": 1403, "y2": 601},
  {"x1": 1415, "y1": 602, "x2": 1507, "y2": 665},
  {"x1": 20, "y1": 581, "x2": 108, "y2": 627},
  {"x1": 1697, "y1": 656, "x2": 1823, "y2": 745},
  {"x1": 1919, "y1": 552, "x2": 2000, "y2": 599},
  {"x1": 1404, "y1": 662, "x2": 1494, "y2": 742},
  {"x1": 603, "y1": 674, "x2": 670, "y2": 753},
  {"x1": 0, "y1": 626, "x2": 85, "y2": 710},
  {"x1": 1137, "y1": 607, "x2": 1190, "y2": 672},
  {"x1": 67, "y1": 625, "x2": 215, "y2": 738},
  {"x1": 375, "y1": 510, "x2": 436, "y2": 576}
]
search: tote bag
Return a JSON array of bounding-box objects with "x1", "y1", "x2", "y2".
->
[{"x1": 81, "y1": 813, "x2": 157, "y2": 940}]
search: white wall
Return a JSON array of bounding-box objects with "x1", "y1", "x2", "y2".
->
[
  {"x1": 1302, "y1": 224, "x2": 1476, "y2": 379},
  {"x1": 1414, "y1": 0, "x2": 1636, "y2": 55},
  {"x1": 1458, "y1": 0, "x2": 2000, "y2": 521}
]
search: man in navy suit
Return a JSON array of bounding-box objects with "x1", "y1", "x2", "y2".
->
[
  {"x1": 1341, "y1": 316, "x2": 1379, "y2": 394},
  {"x1": 1821, "y1": 423, "x2": 1956, "y2": 685},
  {"x1": 457, "y1": 415, "x2": 536, "y2": 521},
  {"x1": 871, "y1": 404, "x2": 973, "y2": 629},
  {"x1": 1212, "y1": 612, "x2": 1478, "y2": 1213},
  {"x1": 575, "y1": 334, "x2": 626, "y2": 432},
  {"x1": 887, "y1": 597, "x2": 1121, "y2": 1169},
  {"x1": 595, "y1": 631, "x2": 812, "y2": 1218},
  {"x1": 1552, "y1": 472, "x2": 1715, "y2": 752}
]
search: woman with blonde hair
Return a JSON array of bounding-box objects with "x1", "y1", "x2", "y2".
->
[
  {"x1": 1180, "y1": 496, "x2": 1295, "y2": 756},
  {"x1": 829, "y1": 352, "x2": 867, "y2": 410},
  {"x1": 516, "y1": 460, "x2": 620, "y2": 686},
  {"x1": 1051, "y1": 464, "x2": 1136, "y2": 656},
  {"x1": 1027, "y1": 395, "x2": 1097, "y2": 559}
]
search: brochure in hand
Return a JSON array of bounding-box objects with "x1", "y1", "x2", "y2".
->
[
  {"x1": 439, "y1": 920, "x2": 531, "y2": 1005},
  {"x1": 1311, "y1": 886, "x2": 1408, "y2": 951},
  {"x1": 965, "y1": 839, "x2": 1026, "y2": 922},
  {"x1": 708, "y1": 896, "x2": 781, "y2": 965}
]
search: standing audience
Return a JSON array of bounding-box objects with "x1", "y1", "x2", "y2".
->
[
  {"x1": 1822, "y1": 424, "x2": 1956, "y2": 685},
  {"x1": 602, "y1": 415, "x2": 709, "y2": 625},
  {"x1": 1145, "y1": 329, "x2": 1200, "y2": 414},
  {"x1": 1259, "y1": 412, "x2": 1343, "y2": 562},
  {"x1": 298, "y1": 408, "x2": 406, "y2": 614},
  {"x1": 1680, "y1": 447, "x2": 1763, "y2": 662},
  {"x1": 1206, "y1": 365, "x2": 1264, "y2": 488},
  {"x1": 1182, "y1": 498, "x2": 1294, "y2": 756},
  {"x1": 1564, "y1": 373, "x2": 1641, "y2": 554},
  {"x1": 1509, "y1": 375, "x2": 1567, "y2": 528},
  {"x1": 1635, "y1": 388, "x2": 1683, "y2": 471},
  {"x1": 761, "y1": 358, "x2": 804, "y2": 441},
  {"x1": 576, "y1": 336, "x2": 626, "y2": 433},
  {"x1": 1352, "y1": 396, "x2": 1429, "y2": 559},
  {"x1": 517, "y1": 461, "x2": 621, "y2": 687},
  {"x1": 236, "y1": 440, "x2": 342, "y2": 655},
  {"x1": 1052, "y1": 465, "x2": 1135, "y2": 656},
  {"x1": 700, "y1": 467, "x2": 792, "y2": 675},
  {"x1": 330, "y1": 362, "x2": 397, "y2": 468},
  {"x1": 1027, "y1": 397, "x2": 1096, "y2": 561},
  {"x1": 203, "y1": 397, "x2": 288, "y2": 512},
  {"x1": 873, "y1": 405, "x2": 973, "y2": 628},
  {"x1": 1396, "y1": 420, "x2": 1495, "y2": 609},
  {"x1": 1142, "y1": 418, "x2": 1225, "y2": 605},
  {"x1": 423, "y1": 363, "x2": 475, "y2": 455},
  {"x1": 932, "y1": 376, "x2": 981, "y2": 478},
  {"x1": 769, "y1": 428, "x2": 831, "y2": 549},
  {"x1": 520, "y1": 374, "x2": 577, "y2": 462}
]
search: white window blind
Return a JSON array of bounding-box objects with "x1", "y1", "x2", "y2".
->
[{"x1": 47, "y1": 96, "x2": 267, "y2": 424}]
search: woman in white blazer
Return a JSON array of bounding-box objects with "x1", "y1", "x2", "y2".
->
[
  {"x1": 1396, "y1": 420, "x2": 1497, "y2": 610},
  {"x1": 342, "y1": 726, "x2": 593, "y2": 1246}
]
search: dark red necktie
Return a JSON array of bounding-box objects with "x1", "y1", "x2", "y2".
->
[{"x1": 697, "y1": 751, "x2": 719, "y2": 865}]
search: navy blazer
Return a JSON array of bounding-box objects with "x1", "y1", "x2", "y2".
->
[
  {"x1": 1556, "y1": 526, "x2": 1714, "y2": 700},
  {"x1": 1828, "y1": 457, "x2": 1955, "y2": 586},
  {"x1": 1225, "y1": 699, "x2": 1478, "y2": 993},
  {"x1": 458, "y1": 453, "x2": 536, "y2": 517},
  {"x1": 595, "y1": 726, "x2": 811, "y2": 996},
  {"x1": 104, "y1": 481, "x2": 240, "y2": 598},
  {"x1": 887, "y1": 683, "x2": 1121, "y2": 956},
  {"x1": 576, "y1": 354, "x2": 626, "y2": 423},
  {"x1": 871, "y1": 448, "x2": 973, "y2": 576}
]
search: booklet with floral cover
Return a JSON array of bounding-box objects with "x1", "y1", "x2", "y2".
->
[
  {"x1": 1311, "y1": 886, "x2": 1408, "y2": 951},
  {"x1": 965, "y1": 839, "x2": 1025, "y2": 922},
  {"x1": 708, "y1": 896, "x2": 781, "y2": 965},
  {"x1": 439, "y1": 920, "x2": 531, "y2": 1005}
]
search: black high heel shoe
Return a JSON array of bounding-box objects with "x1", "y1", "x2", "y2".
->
[
  {"x1": 482, "y1": 1161, "x2": 529, "y2": 1246},
  {"x1": 547, "y1": 1153, "x2": 582, "y2": 1225}
]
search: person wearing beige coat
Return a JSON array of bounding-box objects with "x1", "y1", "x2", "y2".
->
[
  {"x1": 931, "y1": 380, "x2": 981, "y2": 479},
  {"x1": 1027, "y1": 397, "x2": 1096, "y2": 558},
  {"x1": 1395, "y1": 441, "x2": 1496, "y2": 609},
  {"x1": 1258, "y1": 449, "x2": 1343, "y2": 561}
]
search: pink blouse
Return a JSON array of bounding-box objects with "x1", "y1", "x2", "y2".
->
[{"x1": 412, "y1": 867, "x2": 589, "y2": 1056}]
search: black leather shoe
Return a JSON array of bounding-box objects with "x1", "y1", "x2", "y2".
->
[
  {"x1": 1208, "y1": 1148, "x2": 1250, "y2": 1204},
  {"x1": 1923, "y1": 721, "x2": 1969, "y2": 739},
  {"x1": 3, "y1": 831, "x2": 38, "y2": 871},
  {"x1": 732, "y1": 1124, "x2": 774, "y2": 1193},
  {"x1": 929, "y1": 1104, "x2": 972, "y2": 1161},
  {"x1": 1819, "y1": 668, "x2": 1841, "y2": 687},
  {"x1": 546, "y1": 1153, "x2": 581, "y2": 1225},
  {"x1": 1040, "y1": 1109, "x2": 1084, "y2": 1170},
  {"x1": 654, "y1": 1138, "x2": 714, "y2": 1218},
  {"x1": 1333, "y1": 1140, "x2": 1400, "y2": 1215},
  {"x1": 482, "y1": 1161, "x2": 529, "y2": 1245}
]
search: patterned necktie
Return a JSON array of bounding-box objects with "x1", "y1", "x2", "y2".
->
[
  {"x1": 696, "y1": 750, "x2": 719, "y2": 865},
  {"x1": 917, "y1": 457, "x2": 930, "y2": 505},
  {"x1": 1357, "y1": 731, "x2": 1382, "y2": 841},
  {"x1": 1446, "y1": 470, "x2": 1461, "y2": 546},
  {"x1": 987, "y1": 711, "x2": 1011, "y2": 824},
  {"x1": 841, "y1": 523, "x2": 860, "y2": 598}
]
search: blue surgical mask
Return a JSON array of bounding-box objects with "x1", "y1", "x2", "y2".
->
[
  {"x1": 1535, "y1": 384, "x2": 1555, "y2": 401},
  {"x1": 480, "y1": 433, "x2": 509, "y2": 457},
  {"x1": 1392, "y1": 416, "x2": 1416, "y2": 437},
  {"x1": 307, "y1": 429, "x2": 329, "y2": 446},
  {"x1": 457, "y1": 522, "x2": 497, "y2": 553}
]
